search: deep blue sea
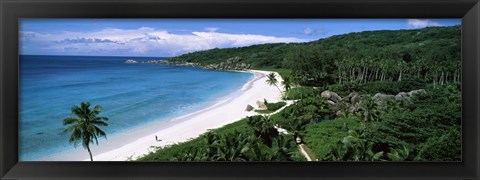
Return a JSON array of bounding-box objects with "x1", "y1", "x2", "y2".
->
[{"x1": 19, "y1": 55, "x2": 253, "y2": 161}]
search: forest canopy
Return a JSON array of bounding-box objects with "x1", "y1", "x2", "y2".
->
[{"x1": 170, "y1": 25, "x2": 461, "y2": 87}]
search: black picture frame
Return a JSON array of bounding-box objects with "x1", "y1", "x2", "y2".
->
[{"x1": 1, "y1": 0, "x2": 479, "y2": 179}]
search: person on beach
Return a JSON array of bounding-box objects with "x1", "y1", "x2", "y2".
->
[{"x1": 155, "y1": 135, "x2": 158, "y2": 141}]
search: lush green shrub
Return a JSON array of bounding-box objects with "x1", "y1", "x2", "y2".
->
[
  {"x1": 418, "y1": 126, "x2": 461, "y2": 161},
  {"x1": 327, "y1": 78, "x2": 427, "y2": 96},
  {"x1": 284, "y1": 87, "x2": 320, "y2": 100},
  {"x1": 397, "y1": 77, "x2": 427, "y2": 92},
  {"x1": 255, "y1": 101, "x2": 287, "y2": 114},
  {"x1": 328, "y1": 125, "x2": 385, "y2": 161},
  {"x1": 266, "y1": 101, "x2": 287, "y2": 111},
  {"x1": 271, "y1": 96, "x2": 334, "y2": 132},
  {"x1": 369, "y1": 85, "x2": 461, "y2": 160},
  {"x1": 327, "y1": 81, "x2": 399, "y2": 95},
  {"x1": 247, "y1": 115, "x2": 279, "y2": 147},
  {"x1": 254, "y1": 109, "x2": 274, "y2": 114},
  {"x1": 303, "y1": 115, "x2": 361, "y2": 160}
]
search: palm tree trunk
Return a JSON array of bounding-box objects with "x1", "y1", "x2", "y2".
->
[
  {"x1": 87, "y1": 145, "x2": 93, "y2": 161},
  {"x1": 446, "y1": 71, "x2": 448, "y2": 84},
  {"x1": 338, "y1": 74, "x2": 342, "y2": 84},
  {"x1": 362, "y1": 67, "x2": 366, "y2": 83},
  {"x1": 275, "y1": 85, "x2": 282, "y2": 94},
  {"x1": 358, "y1": 68, "x2": 361, "y2": 83},
  {"x1": 351, "y1": 69, "x2": 354, "y2": 82},
  {"x1": 274, "y1": 85, "x2": 283, "y2": 98},
  {"x1": 453, "y1": 70, "x2": 456, "y2": 83},
  {"x1": 441, "y1": 71, "x2": 444, "y2": 85}
]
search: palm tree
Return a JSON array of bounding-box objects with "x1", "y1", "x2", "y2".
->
[
  {"x1": 290, "y1": 73, "x2": 307, "y2": 99},
  {"x1": 247, "y1": 140, "x2": 274, "y2": 161},
  {"x1": 173, "y1": 148, "x2": 207, "y2": 161},
  {"x1": 266, "y1": 72, "x2": 283, "y2": 95},
  {"x1": 269, "y1": 135, "x2": 296, "y2": 161},
  {"x1": 247, "y1": 115, "x2": 279, "y2": 147},
  {"x1": 207, "y1": 132, "x2": 251, "y2": 161},
  {"x1": 331, "y1": 127, "x2": 384, "y2": 161},
  {"x1": 282, "y1": 76, "x2": 293, "y2": 99},
  {"x1": 63, "y1": 102, "x2": 109, "y2": 161},
  {"x1": 358, "y1": 96, "x2": 381, "y2": 124},
  {"x1": 387, "y1": 145, "x2": 411, "y2": 161}
]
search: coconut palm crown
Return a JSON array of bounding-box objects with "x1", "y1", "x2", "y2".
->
[{"x1": 266, "y1": 72, "x2": 283, "y2": 94}]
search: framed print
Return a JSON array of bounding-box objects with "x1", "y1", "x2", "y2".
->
[{"x1": 1, "y1": 0, "x2": 479, "y2": 179}]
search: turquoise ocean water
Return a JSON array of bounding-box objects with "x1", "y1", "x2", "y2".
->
[{"x1": 19, "y1": 55, "x2": 253, "y2": 161}]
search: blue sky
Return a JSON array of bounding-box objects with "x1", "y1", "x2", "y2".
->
[{"x1": 19, "y1": 19, "x2": 460, "y2": 57}]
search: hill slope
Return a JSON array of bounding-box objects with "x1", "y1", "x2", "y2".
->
[{"x1": 168, "y1": 25, "x2": 461, "y2": 86}]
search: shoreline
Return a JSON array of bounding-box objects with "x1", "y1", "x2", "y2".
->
[{"x1": 45, "y1": 69, "x2": 284, "y2": 161}]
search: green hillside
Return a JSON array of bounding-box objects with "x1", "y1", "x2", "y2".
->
[{"x1": 169, "y1": 25, "x2": 461, "y2": 87}]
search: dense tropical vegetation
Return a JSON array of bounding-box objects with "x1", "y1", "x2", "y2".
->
[
  {"x1": 139, "y1": 25, "x2": 461, "y2": 161},
  {"x1": 170, "y1": 25, "x2": 460, "y2": 87},
  {"x1": 138, "y1": 115, "x2": 305, "y2": 161}
]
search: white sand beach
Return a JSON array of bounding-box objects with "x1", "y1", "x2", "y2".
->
[{"x1": 47, "y1": 70, "x2": 285, "y2": 161}]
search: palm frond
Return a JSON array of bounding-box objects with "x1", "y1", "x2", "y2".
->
[
  {"x1": 63, "y1": 124, "x2": 79, "y2": 134},
  {"x1": 94, "y1": 127, "x2": 107, "y2": 139},
  {"x1": 91, "y1": 105, "x2": 103, "y2": 115},
  {"x1": 91, "y1": 121, "x2": 108, "y2": 126},
  {"x1": 63, "y1": 117, "x2": 79, "y2": 126},
  {"x1": 95, "y1": 116, "x2": 109, "y2": 121},
  {"x1": 68, "y1": 127, "x2": 82, "y2": 148}
]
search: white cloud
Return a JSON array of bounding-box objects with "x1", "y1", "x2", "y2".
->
[
  {"x1": 21, "y1": 27, "x2": 310, "y2": 56},
  {"x1": 302, "y1": 27, "x2": 326, "y2": 36},
  {"x1": 191, "y1": 31, "x2": 306, "y2": 47},
  {"x1": 407, "y1": 19, "x2": 443, "y2": 29},
  {"x1": 204, "y1": 27, "x2": 220, "y2": 32}
]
